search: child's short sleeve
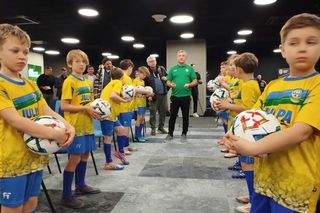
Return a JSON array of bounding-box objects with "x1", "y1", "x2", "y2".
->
[
  {"x1": 0, "y1": 86, "x2": 14, "y2": 111},
  {"x1": 113, "y1": 80, "x2": 122, "y2": 95},
  {"x1": 61, "y1": 78, "x2": 73, "y2": 100}
]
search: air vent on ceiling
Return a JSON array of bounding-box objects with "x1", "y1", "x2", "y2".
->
[{"x1": 0, "y1": 15, "x2": 40, "y2": 25}]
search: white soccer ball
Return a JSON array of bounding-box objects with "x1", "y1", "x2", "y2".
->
[
  {"x1": 122, "y1": 85, "x2": 135, "y2": 100},
  {"x1": 24, "y1": 116, "x2": 65, "y2": 155},
  {"x1": 135, "y1": 86, "x2": 145, "y2": 98},
  {"x1": 207, "y1": 76, "x2": 222, "y2": 92},
  {"x1": 90, "y1": 98, "x2": 112, "y2": 118},
  {"x1": 231, "y1": 109, "x2": 281, "y2": 156},
  {"x1": 209, "y1": 88, "x2": 230, "y2": 112}
]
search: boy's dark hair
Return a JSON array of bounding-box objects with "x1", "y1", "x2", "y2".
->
[
  {"x1": 220, "y1": 61, "x2": 228, "y2": 66},
  {"x1": 119, "y1": 59, "x2": 134, "y2": 70},
  {"x1": 280, "y1": 13, "x2": 320, "y2": 43},
  {"x1": 87, "y1": 65, "x2": 94, "y2": 69},
  {"x1": 233, "y1": 52, "x2": 258, "y2": 73},
  {"x1": 102, "y1": 57, "x2": 112, "y2": 65},
  {"x1": 111, "y1": 67, "x2": 124, "y2": 80}
]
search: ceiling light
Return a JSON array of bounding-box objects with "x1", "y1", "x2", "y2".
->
[
  {"x1": 121, "y1": 35, "x2": 135, "y2": 42},
  {"x1": 180, "y1": 33, "x2": 194, "y2": 39},
  {"x1": 107, "y1": 55, "x2": 119, "y2": 59},
  {"x1": 102, "y1": 52, "x2": 111, "y2": 56},
  {"x1": 273, "y1": 48, "x2": 281, "y2": 53},
  {"x1": 61, "y1": 37, "x2": 80, "y2": 44},
  {"x1": 78, "y1": 8, "x2": 99, "y2": 17},
  {"x1": 227, "y1": 50, "x2": 237, "y2": 55},
  {"x1": 150, "y1": 54, "x2": 159, "y2": 58},
  {"x1": 170, "y1": 15, "x2": 193, "y2": 24},
  {"x1": 237, "y1": 29, "x2": 253, "y2": 35},
  {"x1": 133, "y1": 43, "x2": 145, "y2": 49},
  {"x1": 32, "y1": 47, "x2": 45, "y2": 52},
  {"x1": 254, "y1": 0, "x2": 277, "y2": 5},
  {"x1": 45, "y1": 50, "x2": 60, "y2": 55},
  {"x1": 233, "y1": 39, "x2": 246, "y2": 44},
  {"x1": 152, "y1": 14, "x2": 167, "y2": 22}
]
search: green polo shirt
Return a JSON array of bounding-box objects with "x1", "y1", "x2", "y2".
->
[{"x1": 167, "y1": 64, "x2": 196, "y2": 97}]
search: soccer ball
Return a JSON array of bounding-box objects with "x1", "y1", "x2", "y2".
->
[
  {"x1": 90, "y1": 98, "x2": 112, "y2": 118},
  {"x1": 209, "y1": 88, "x2": 230, "y2": 112},
  {"x1": 122, "y1": 85, "x2": 135, "y2": 100},
  {"x1": 231, "y1": 109, "x2": 281, "y2": 156},
  {"x1": 135, "y1": 86, "x2": 145, "y2": 98},
  {"x1": 24, "y1": 116, "x2": 65, "y2": 155},
  {"x1": 145, "y1": 86, "x2": 153, "y2": 95},
  {"x1": 207, "y1": 76, "x2": 222, "y2": 92}
]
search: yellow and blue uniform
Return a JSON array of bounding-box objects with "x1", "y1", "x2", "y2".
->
[
  {"x1": 133, "y1": 78, "x2": 146, "y2": 115},
  {"x1": 118, "y1": 73, "x2": 134, "y2": 127},
  {"x1": 0, "y1": 74, "x2": 47, "y2": 207},
  {"x1": 100, "y1": 79, "x2": 122, "y2": 136},
  {"x1": 226, "y1": 75, "x2": 243, "y2": 129},
  {"x1": 251, "y1": 72, "x2": 320, "y2": 213},
  {"x1": 61, "y1": 74, "x2": 96, "y2": 154}
]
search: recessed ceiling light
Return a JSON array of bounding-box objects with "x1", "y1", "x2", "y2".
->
[
  {"x1": 233, "y1": 39, "x2": 246, "y2": 44},
  {"x1": 32, "y1": 47, "x2": 45, "y2": 52},
  {"x1": 273, "y1": 48, "x2": 281, "y2": 53},
  {"x1": 237, "y1": 29, "x2": 253, "y2": 35},
  {"x1": 227, "y1": 50, "x2": 237, "y2": 55},
  {"x1": 45, "y1": 50, "x2": 60, "y2": 55},
  {"x1": 107, "y1": 55, "x2": 119, "y2": 59},
  {"x1": 61, "y1": 37, "x2": 80, "y2": 44},
  {"x1": 78, "y1": 8, "x2": 99, "y2": 17},
  {"x1": 121, "y1": 35, "x2": 135, "y2": 42},
  {"x1": 102, "y1": 52, "x2": 111, "y2": 56},
  {"x1": 150, "y1": 53, "x2": 159, "y2": 58},
  {"x1": 254, "y1": 0, "x2": 277, "y2": 5},
  {"x1": 180, "y1": 33, "x2": 194, "y2": 39},
  {"x1": 170, "y1": 15, "x2": 193, "y2": 24},
  {"x1": 133, "y1": 43, "x2": 145, "y2": 49}
]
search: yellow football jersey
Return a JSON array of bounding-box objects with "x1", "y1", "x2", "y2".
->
[
  {"x1": 119, "y1": 74, "x2": 135, "y2": 113},
  {"x1": 227, "y1": 76, "x2": 243, "y2": 128},
  {"x1": 0, "y1": 75, "x2": 48, "y2": 178},
  {"x1": 133, "y1": 78, "x2": 146, "y2": 108},
  {"x1": 62, "y1": 74, "x2": 93, "y2": 136},
  {"x1": 100, "y1": 79, "x2": 123, "y2": 121},
  {"x1": 253, "y1": 72, "x2": 320, "y2": 212}
]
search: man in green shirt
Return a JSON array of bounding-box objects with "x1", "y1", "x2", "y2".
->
[{"x1": 166, "y1": 50, "x2": 198, "y2": 141}]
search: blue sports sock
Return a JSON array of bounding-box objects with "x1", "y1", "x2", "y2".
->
[
  {"x1": 75, "y1": 161, "x2": 87, "y2": 189},
  {"x1": 135, "y1": 125, "x2": 140, "y2": 137},
  {"x1": 244, "y1": 170, "x2": 254, "y2": 203},
  {"x1": 104, "y1": 143, "x2": 113, "y2": 163},
  {"x1": 63, "y1": 171, "x2": 74, "y2": 198},
  {"x1": 223, "y1": 124, "x2": 228, "y2": 133},
  {"x1": 124, "y1": 136, "x2": 130, "y2": 147},
  {"x1": 117, "y1": 135, "x2": 125, "y2": 154}
]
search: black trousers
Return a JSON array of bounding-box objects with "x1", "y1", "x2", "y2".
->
[
  {"x1": 168, "y1": 96, "x2": 191, "y2": 136},
  {"x1": 191, "y1": 88, "x2": 198, "y2": 113}
]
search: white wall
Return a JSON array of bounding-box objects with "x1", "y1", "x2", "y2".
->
[
  {"x1": 166, "y1": 39, "x2": 207, "y2": 115},
  {"x1": 21, "y1": 51, "x2": 44, "y2": 77}
]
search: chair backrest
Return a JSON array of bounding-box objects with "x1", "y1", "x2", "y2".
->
[
  {"x1": 55, "y1": 100, "x2": 61, "y2": 113},
  {"x1": 93, "y1": 119, "x2": 102, "y2": 131}
]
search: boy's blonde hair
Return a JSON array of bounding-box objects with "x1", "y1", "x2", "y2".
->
[
  {"x1": 280, "y1": 13, "x2": 320, "y2": 43},
  {"x1": 227, "y1": 54, "x2": 239, "y2": 65},
  {"x1": 233, "y1": 52, "x2": 258, "y2": 74},
  {"x1": 0, "y1": 23, "x2": 31, "y2": 48},
  {"x1": 66, "y1": 49, "x2": 89, "y2": 67},
  {"x1": 137, "y1": 66, "x2": 150, "y2": 76}
]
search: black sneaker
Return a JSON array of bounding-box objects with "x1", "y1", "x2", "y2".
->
[
  {"x1": 61, "y1": 196, "x2": 84, "y2": 209},
  {"x1": 157, "y1": 128, "x2": 168, "y2": 134},
  {"x1": 151, "y1": 129, "x2": 156, "y2": 135},
  {"x1": 75, "y1": 185, "x2": 101, "y2": 195}
]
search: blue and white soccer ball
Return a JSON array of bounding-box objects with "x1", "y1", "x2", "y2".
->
[
  {"x1": 122, "y1": 85, "x2": 135, "y2": 100},
  {"x1": 209, "y1": 88, "x2": 230, "y2": 112},
  {"x1": 90, "y1": 98, "x2": 112, "y2": 118},
  {"x1": 24, "y1": 116, "x2": 65, "y2": 155}
]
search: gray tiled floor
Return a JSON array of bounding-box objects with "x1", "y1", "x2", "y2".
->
[{"x1": 41, "y1": 116, "x2": 247, "y2": 213}]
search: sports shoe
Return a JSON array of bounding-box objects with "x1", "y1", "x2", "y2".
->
[
  {"x1": 165, "y1": 134, "x2": 173, "y2": 141},
  {"x1": 232, "y1": 170, "x2": 246, "y2": 179},
  {"x1": 228, "y1": 160, "x2": 241, "y2": 171},
  {"x1": 157, "y1": 128, "x2": 168, "y2": 134},
  {"x1": 192, "y1": 113, "x2": 200, "y2": 117},
  {"x1": 75, "y1": 185, "x2": 101, "y2": 195},
  {"x1": 135, "y1": 136, "x2": 146, "y2": 143},
  {"x1": 113, "y1": 151, "x2": 130, "y2": 165},
  {"x1": 224, "y1": 153, "x2": 238, "y2": 158},
  {"x1": 104, "y1": 162, "x2": 124, "y2": 170},
  {"x1": 181, "y1": 134, "x2": 187, "y2": 142},
  {"x1": 236, "y1": 195, "x2": 250, "y2": 204},
  {"x1": 235, "y1": 203, "x2": 251, "y2": 213},
  {"x1": 124, "y1": 150, "x2": 132, "y2": 155},
  {"x1": 220, "y1": 148, "x2": 229, "y2": 153},
  {"x1": 151, "y1": 129, "x2": 156, "y2": 135},
  {"x1": 61, "y1": 196, "x2": 84, "y2": 209}
]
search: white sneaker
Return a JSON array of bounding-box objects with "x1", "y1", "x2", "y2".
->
[{"x1": 193, "y1": 113, "x2": 199, "y2": 117}]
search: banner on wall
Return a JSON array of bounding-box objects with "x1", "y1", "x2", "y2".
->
[
  {"x1": 278, "y1": 68, "x2": 289, "y2": 78},
  {"x1": 27, "y1": 64, "x2": 42, "y2": 82}
]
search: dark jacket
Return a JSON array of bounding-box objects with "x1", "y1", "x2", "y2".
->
[
  {"x1": 54, "y1": 75, "x2": 67, "y2": 99},
  {"x1": 37, "y1": 74, "x2": 55, "y2": 95},
  {"x1": 145, "y1": 66, "x2": 168, "y2": 101}
]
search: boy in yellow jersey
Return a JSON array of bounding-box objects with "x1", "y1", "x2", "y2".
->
[
  {"x1": 133, "y1": 66, "x2": 151, "y2": 142},
  {"x1": 224, "y1": 13, "x2": 320, "y2": 213},
  {"x1": 0, "y1": 24, "x2": 74, "y2": 212},
  {"x1": 216, "y1": 53, "x2": 261, "y2": 213},
  {"x1": 100, "y1": 68, "x2": 129, "y2": 169},
  {"x1": 61, "y1": 49, "x2": 101, "y2": 208}
]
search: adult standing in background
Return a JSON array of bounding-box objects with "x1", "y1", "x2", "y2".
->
[
  {"x1": 166, "y1": 50, "x2": 198, "y2": 141},
  {"x1": 190, "y1": 63, "x2": 202, "y2": 117},
  {"x1": 54, "y1": 67, "x2": 68, "y2": 100},
  {"x1": 256, "y1": 74, "x2": 267, "y2": 93},
  {"x1": 37, "y1": 66, "x2": 55, "y2": 109},
  {"x1": 93, "y1": 58, "x2": 113, "y2": 98},
  {"x1": 84, "y1": 65, "x2": 96, "y2": 85},
  {"x1": 145, "y1": 55, "x2": 168, "y2": 135}
]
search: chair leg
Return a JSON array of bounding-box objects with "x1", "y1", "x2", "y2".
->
[
  {"x1": 143, "y1": 119, "x2": 146, "y2": 137},
  {"x1": 98, "y1": 137, "x2": 101, "y2": 148},
  {"x1": 41, "y1": 180, "x2": 55, "y2": 213},
  {"x1": 112, "y1": 132, "x2": 118, "y2": 151},
  {"x1": 47, "y1": 165, "x2": 52, "y2": 174},
  {"x1": 130, "y1": 126, "x2": 135, "y2": 142},
  {"x1": 90, "y1": 151, "x2": 99, "y2": 175},
  {"x1": 54, "y1": 154, "x2": 62, "y2": 174}
]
